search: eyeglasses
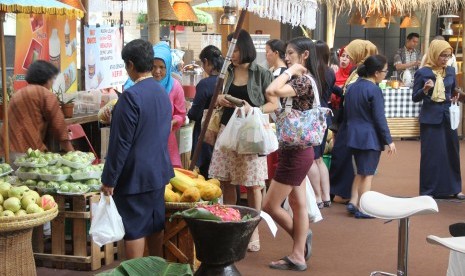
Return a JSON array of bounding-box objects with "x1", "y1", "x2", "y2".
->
[{"x1": 439, "y1": 54, "x2": 453, "y2": 59}]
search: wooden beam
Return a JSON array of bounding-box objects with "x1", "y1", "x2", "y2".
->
[
  {"x1": 0, "y1": 12, "x2": 9, "y2": 163},
  {"x1": 148, "y1": 0, "x2": 160, "y2": 44}
]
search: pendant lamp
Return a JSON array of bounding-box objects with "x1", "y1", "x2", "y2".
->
[
  {"x1": 364, "y1": 12, "x2": 386, "y2": 28},
  {"x1": 172, "y1": 0, "x2": 198, "y2": 23},
  {"x1": 400, "y1": 12, "x2": 420, "y2": 28},
  {"x1": 348, "y1": 9, "x2": 366, "y2": 25},
  {"x1": 159, "y1": 0, "x2": 178, "y2": 22}
]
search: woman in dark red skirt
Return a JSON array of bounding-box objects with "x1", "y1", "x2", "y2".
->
[{"x1": 263, "y1": 37, "x2": 323, "y2": 272}]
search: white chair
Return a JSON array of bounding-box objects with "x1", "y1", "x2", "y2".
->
[
  {"x1": 359, "y1": 191, "x2": 439, "y2": 276},
  {"x1": 427, "y1": 235, "x2": 465, "y2": 276}
]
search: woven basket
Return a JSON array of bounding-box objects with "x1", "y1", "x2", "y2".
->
[
  {"x1": 0, "y1": 205, "x2": 58, "y2": 233},
  {"x1": 0, "y1": 206, "x2": 58, "y2": 275}
]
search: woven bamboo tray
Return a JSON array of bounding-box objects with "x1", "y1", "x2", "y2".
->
[{"x1": 0, "y1": 206, "x2": 58, "y2": 233}]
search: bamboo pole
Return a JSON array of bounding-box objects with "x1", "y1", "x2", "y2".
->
[
  {"x1": 326, "y1": 4, "x2": 336, "y2": 48},
  {"x1": 147, "y1": 0, "x2": 160, "y2": 44},
  {"x1": 423, "y1": 5, "x2": 432, "y2": 55},
  {"x1": 80, "y1": 0, "x2": 89, "y2": 90},
  {"x1": 189, "y1": 3, "x2": 249, "y2": 170},
  {"x1": 0, "y1": 12, "x2": 9, "y2": 163}
]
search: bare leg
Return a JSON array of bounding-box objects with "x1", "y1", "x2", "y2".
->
[
  {"x1": 221, "y1": 181, "x2": 236, "y2": 205},
  {"x1": 146, "y1": 231, "x2": 164, "y2": 257},
  {"x1": 315, "y1": 158, "x2": 331, "y2": 202},
  {"x1": 357, "y1": 175, "x2": 373, "y2": 206},
  {"x1": 124, "y1": 238, "x2": 146, "y2": 259},
  {"x1": 307, "y1": 163, "x2": 322, "y2": 203},
  {"x1": 349, "y1": 175, "x2": 361, "y2": 206},
  {"x1": 247, "y1": 186, "x2": 263, "y2": 251},
  {"x1": 262, "y1": 179, "x2": 294, "y2": 236}
]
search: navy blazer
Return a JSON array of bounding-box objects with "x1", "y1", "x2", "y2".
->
[
  {"x1": 412, "y1": 66, "x2": 455, "y2": 124},
  {"x1": 344, "y1": 78, "x2": 392, "y2": 151},
  {"x1": 101, "y1": 78, "x2": 174, "y2": 195}
]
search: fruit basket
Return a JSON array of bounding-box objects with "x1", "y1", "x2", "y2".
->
[
  {"x1": 0, "y1": 205, "x2": 58, "y2": 233},
  {"x1": 0, "y1": 206, "x2": 58, "y2": 276},
  {"x1": 165, "y1": 201, "x2": 208, "y2": 210}
]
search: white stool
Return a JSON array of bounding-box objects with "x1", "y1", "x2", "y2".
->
[
  {"x1": 359, "y1": 191, "x2": 439, "y2": 276},
  {"x1": 427, "y1": 235, "x2": 465, "y2": 276}
]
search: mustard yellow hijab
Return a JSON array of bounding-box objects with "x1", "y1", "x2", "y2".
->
[
  {"x1": 343, "y1": 39, "x2": 378, "y2": 93},
  {"x1": 424, "y1": 40, "x2": 453, "y2": 102}
]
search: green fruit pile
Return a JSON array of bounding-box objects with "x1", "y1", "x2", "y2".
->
[{"x1": 0, "y1": 182, "x2": 56, "y2": 217}]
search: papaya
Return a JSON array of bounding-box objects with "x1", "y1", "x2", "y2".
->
[
  {"x1": 174, "y1": 168, "x2": 198, "y2": 178},
  {"x1": 199, "y1": 184, "x2": 222, "y2": 201},
  {"x1": 170, "y1": 171, "x2": 197, "y2": 192},
  {"x1": 166, "y1": 183, "x2": 173, "y2": 190},
  {"x1": 197, "y1": 174, "x2": 206, "y2": 180},
  {"x1": 180, "y1": 187, "x2": 201, "y2": 202},
  {"x1": 193, "y1": 178, "x2": 211, "y2": 189},
  {"x1": 165, "y1": 187, "x2": 181, "y2": 202},
  {"x1": 207, "y1": 178, "x2": 221, "y2": 187}
]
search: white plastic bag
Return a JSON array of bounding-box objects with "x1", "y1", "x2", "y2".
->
[
  {"x1": 89, "y1": 196, "x2": 125, "y2": 247},
  {"x1": 237, "y1": 107, "x2": 267, "y2": 154},
  {"x1": 216, "y1": 107, "x2": 246, "y2": 151},
  {"x1": 283, "y1": 176, "x2": 323, "y2": 223},
  {"x1": 450, "y1": 102, "x2": 461, "y2": 130}
]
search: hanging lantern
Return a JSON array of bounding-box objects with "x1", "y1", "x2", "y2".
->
[
  {"x1": 348, "y1": 9, "x2": 366, "y2": 25},
  {"x1": 172, "y1": 0, "x2": 198, "y2": 23},
  {"x1": 364, "y1": 12, "x2": 387, "y2": 28},
  {"x1": 400, "y1": 12, "x2": 420, "y2": 28},
  {"x1": 438, "y1": 14, "x2": 459, "y2": 36},
  {"x1": 219, "y1": 0, "x2": 238, "y2": 25}
]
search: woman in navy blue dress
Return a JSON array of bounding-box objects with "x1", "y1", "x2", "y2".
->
[
  {"x1": 412, "y1": 40, "x2": 464, "y2": 199},
  {"x1": 344, "y1": 55, "x2": 396, "y2": 218},
  {"x1": 101, "y1": 39, "x2": 174, "y2": 259},
  {"x1": 188, "y1": 45, "x2": 224, "y2": 178}
]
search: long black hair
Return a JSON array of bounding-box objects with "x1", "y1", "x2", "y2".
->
[
  {"x1": 315, "y1": 40, "x2": 330, "y2": 99},
  {"x1": 286, "y1": 37, "x2": 322, "y2": 98},
  {"x1": 199, "y1": 45, "x2": 224, "y2": 73}
]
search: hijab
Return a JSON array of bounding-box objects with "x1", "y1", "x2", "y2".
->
[
  {"x1": 335, "y1": 46, "x2": 354, "y2": 87},
  {"x1": 343, "y1": 40, "x2": 378, "y2": 93},
  {"x1": 423, "y1": 40, "x2": 452, "y2": 102},
  {"x1": 153, "y1": 42, "x2": 174, "y2": 94}
]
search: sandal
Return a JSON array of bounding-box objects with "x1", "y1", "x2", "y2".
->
[
  {"x1": 323, "y1": 200, "x2": 331, "y2": 208},
  {"x1": 269, "y1": 256, "x2": 307, "y2": 271},
  {"x1": 304, "y1": 230, "x2": 312, "y2": 261},
  {"x1": 317, "y1": 202, "x2": 324, "y2": 209},
  {"x1": 247, "y1": 239, "x2": 260, "y2": 252},
  {"x1": 455, "y1": 193, "x2": 465, "y2": 200}
]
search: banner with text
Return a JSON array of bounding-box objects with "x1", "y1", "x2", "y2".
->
[
  {"x1": 14, "y1": 14, "x2": 78, "y2": 94},
  {"x1": 84, "y1": 26, "x2": 126, "y2": 90}
]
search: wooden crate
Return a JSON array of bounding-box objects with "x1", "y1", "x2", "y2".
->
[
  {"x1": 162, "y1": 207, "x2": 197, "y2": 268},
  {"x1": 32, "y1": 193, "x2": 124, "y2": 271}
]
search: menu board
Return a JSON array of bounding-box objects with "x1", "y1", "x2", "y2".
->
[
  {"x1": 14, "y1": 14, "x2": 78, "y2": 94},
  {"x1": 84, "y1": 26, "x2": 126, "y2": 90}
]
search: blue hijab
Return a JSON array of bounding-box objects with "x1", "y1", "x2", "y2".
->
[{"x1": 153, "y1": 42, "x2": 174, "y2": 94}]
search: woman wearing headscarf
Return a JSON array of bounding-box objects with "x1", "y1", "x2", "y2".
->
[
  {"x1": 329, "y1": 39, "x2": 378, "y2": 207},
  {"x1": 413, "y1": 40, "x2": 464, "y2": 199},
  {"x1": 330, "y1": 46, "x2": 354, "y2": 117},
  {"x1": 153, "y1": 42, "x2": 187, "y2": 168}
]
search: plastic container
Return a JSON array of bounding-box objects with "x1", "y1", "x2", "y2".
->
[
  {"x1": 70, "y1": 171, "x2": 102, "y2": 180},
  {"x1": 59, "y1": 157, "x2": 93, "y2": 169},
  {"x1": 182, "y1": 62, "x2": 204, "y2": 99},
  {"x1": 38, "y1": 174, "x2": 70, "y2": 182},
  {"x1": 16, "y1": 171, "x2": 39, "y2": 180}
]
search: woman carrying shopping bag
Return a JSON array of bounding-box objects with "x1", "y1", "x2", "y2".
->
[
  {"x1": 263, "y1": 37, "x2": 325, "y2": 271},
  {"x1": 101, "y1": 39, "x2": 174, "y2": 259},
  {"x1": 209, "y1": 29, "x2": 278, "y2": 252}
]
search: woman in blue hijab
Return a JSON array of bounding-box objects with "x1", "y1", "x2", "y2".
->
[{"x1": 153, "y1": 42, "x2": 186, "y2": 168}]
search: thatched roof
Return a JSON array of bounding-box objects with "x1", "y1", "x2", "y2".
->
[{"x1": 320, "y1": 0, "x2": 463, "y2": 15}]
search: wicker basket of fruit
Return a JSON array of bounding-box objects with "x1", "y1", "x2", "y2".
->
[{"x1": 0, "y1": 182, "x2": 58, "y2": 276}]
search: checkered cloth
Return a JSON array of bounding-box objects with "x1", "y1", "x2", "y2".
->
[{"x1": 383, "y1": 88, "x2": 422, "y2": 118}]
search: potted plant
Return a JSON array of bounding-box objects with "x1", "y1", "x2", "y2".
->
[{"x1": 54, "y1": 87, "x2": 75, "y2": 118}]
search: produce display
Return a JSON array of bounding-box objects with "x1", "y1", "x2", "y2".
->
[
  {"x1": 15, "y1": 149, "x2": 102, "y2": 194},
  {"x1": 0, "y1": 182, "x2": 56, "y2": 217},
  {"x1": 165, "y1": 168, "x2": 222, "y2": 203},
  {"x1": 0, "y1": 163, "x2": 13, "y2": 176},
  {"x1": 172, "y1": 204, "x2": 250, "y2": 222}
]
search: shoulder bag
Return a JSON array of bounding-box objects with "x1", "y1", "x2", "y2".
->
[{"x1": 275, "y1": 76, "x2": 332, "y2": 147}]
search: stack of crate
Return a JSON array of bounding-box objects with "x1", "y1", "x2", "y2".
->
[{"x1": 32, "y1": 192, "x2": 124, "y2": 271}]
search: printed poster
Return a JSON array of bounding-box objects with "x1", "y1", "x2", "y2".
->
[
  {"x1": 84, "y1": 26, "x2": 126, "y2": 90},
  {"x1": 14, "y1": 14, "x2": 78, "y2": 94}
]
